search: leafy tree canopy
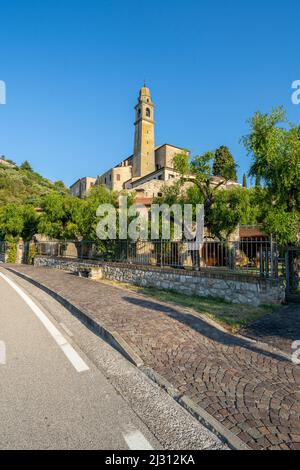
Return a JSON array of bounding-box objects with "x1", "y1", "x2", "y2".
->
[{"x1": 242, "y1": 107, "x2": 300, "y2": 245}]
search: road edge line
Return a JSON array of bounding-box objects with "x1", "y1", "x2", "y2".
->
[{"x1": 4, "y1": 266, "x2": 251, "y2": 450}]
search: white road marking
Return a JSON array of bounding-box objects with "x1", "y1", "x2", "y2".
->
[
  {"x1": 123, "y1": 430, "x2": 153, "y2": 450},
  {"x1": 0, "y1": 272, "x2": 89, "y2": 373},
  {"x1": 0, "y1": 340, "x2": 6, "y2": 365}
]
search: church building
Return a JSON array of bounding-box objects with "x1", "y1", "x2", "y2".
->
[
  {"x1": 70, "y1": 86, "x2": 188, "y2": 199},
  {"x1": 70, "y1": 85, "x2": 239, "y2": 200}
]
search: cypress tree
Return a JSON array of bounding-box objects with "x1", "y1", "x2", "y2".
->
[{"x1": 212, "y1": 146, "x2": 237, "y2": 181}]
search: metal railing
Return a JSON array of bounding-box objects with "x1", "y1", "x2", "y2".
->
[{"x1": 34, "y1": 238, "x2": 279, "y2": 278}]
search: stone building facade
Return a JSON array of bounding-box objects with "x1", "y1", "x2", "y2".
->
[{"x1": 70, "y1": 176, "x2": 96, "y2": 198}]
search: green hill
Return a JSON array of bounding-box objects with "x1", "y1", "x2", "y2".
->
[{"x1": 0, "y1": 159, "x2": 68, "y2": 206}]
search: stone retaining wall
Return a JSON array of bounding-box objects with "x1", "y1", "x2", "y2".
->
[{"x1": 34, "y1": 256, "x2": 285, "y2": 306}]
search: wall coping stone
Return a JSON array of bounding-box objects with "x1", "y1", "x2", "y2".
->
[{"x1": 35, "y1": 255, "x2": 280, "y2": 287}]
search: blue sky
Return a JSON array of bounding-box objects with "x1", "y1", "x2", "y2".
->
[{"x1": 0, "y1": 0, "x2": 299, "y2": 186}]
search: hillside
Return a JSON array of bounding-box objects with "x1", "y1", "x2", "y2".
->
[{"x1": 0, "y1": 160, "x2": 68, "y2": 206}]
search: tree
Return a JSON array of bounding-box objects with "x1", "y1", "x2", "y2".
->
[
  {"x1": 173, "y1": 151, "x2": 236, "y2": 236},
  {"x1": 38, "y1": 193, "x2": 83, "y2": 239},
  {"x1": 21, "y1": 205, "x2": 39, "y2": 241},
  {"x1": 242, "y1": 107, "x2": 300, "y2": 245},
  {"x1": 78, "y1": 184, "x2": 136, "y2": 242},
  {"x1": 207, "y1": 188, "x2": 251, "y2": 240},
  {"x1": 242, "y1": 174, "x2": 247, "y2": 188},
  {"x1": 54, "y1": 180, "x2": 68, "y2": 193},
  {"x1": 20, "y1": 160, "x2": 33, "y2": 172},
  {"x1": 0, "y1": 204, "x2": 24, "y2": 240},
  {"x1": 212, "y1": 146, "x2": 237, "y2": 181},
  {"x1": 255, "y1": 175, "x2": 261, "y2": 188}
]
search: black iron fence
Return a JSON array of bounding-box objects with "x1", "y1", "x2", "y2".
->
[
  {"x1": 35, "y1": 238, "x2": 279, "y2": 278},
  {"x1": 285, "y1": 247, "x2": 300, "y2": 298}
]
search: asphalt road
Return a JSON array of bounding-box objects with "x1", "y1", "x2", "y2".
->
[
  {"x1": 0, "y1": 266, "x2": 225, "y2": 450},
  {"x1": 0, "y1": 269, "x2": 159, "y2": 450}
]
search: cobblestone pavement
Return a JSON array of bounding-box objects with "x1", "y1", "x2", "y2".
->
[
  {"x1": 241, "y1": 304, "x2": 300, "y2": 354},
  {"x1": 5, "y1": 266, "x2": 300, "y2": 450}
]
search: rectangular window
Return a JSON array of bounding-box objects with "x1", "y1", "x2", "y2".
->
[{"x1": 116, "y1": 174, "x2": 121, "y2": 181}]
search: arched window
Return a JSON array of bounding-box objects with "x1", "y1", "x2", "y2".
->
[{"x1": 146, "y1": 107, "x2": 151, "y2": 117}]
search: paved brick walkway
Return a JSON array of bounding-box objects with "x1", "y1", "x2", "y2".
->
[
  {"x1": 242, "y1": 304, "x2": 300, "y2": 354},
  {"x1": 5, "y1": 265, "x2": 300, "y2": 450}
]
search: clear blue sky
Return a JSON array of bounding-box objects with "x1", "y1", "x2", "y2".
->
[{"x1": 0, "y1": 0, "x2": 299, "y2": 186}]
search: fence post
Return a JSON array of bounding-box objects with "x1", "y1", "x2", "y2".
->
[
  {"x1": 270, "y1": 235, "x2": 274, "y2": 278},
  {"x1": 260, "y1": 250, "x2": 265, "y2": 277},
  {"x1": 231, "y1": 242, "x2": 237, "y2": 270},
  {"x1": 285, "y1": 250, "x2": 290, "y2": 292}
]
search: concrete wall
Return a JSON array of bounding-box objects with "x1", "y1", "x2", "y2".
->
[{"x1": 34, "y1": 256, "x2": 285, "y2": 307}]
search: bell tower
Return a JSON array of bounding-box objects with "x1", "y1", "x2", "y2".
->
[{"x1": 133, "y1": 85, "x2": 155, "y2": 178}]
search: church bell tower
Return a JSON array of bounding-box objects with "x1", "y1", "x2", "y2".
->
[{"x1": 133, "y1": 85, "x2": 155, "y2": 178}]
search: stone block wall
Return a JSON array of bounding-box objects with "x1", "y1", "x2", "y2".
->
[{"x1": 34, "y1": 256, "x2": 285, "y2": 306}]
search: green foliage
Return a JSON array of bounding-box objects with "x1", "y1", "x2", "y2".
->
[
  {"x1": 0, "y1": 204, "x2": 24, "y2": 240},
  {"x1": 242, "y1": 174, "x2": 247, "y2": 188},
  {"x1": 78, "y1": 185, "x2": 136, "y2": 244},
  {"x1": 20, "y1": 160, "x2": 33, "y2": 172},
  {"x1": 173, "y1": 151, "x2": 239, "y2": 236},
  {"x1": 6, "y1": 242, "x2": 17, "y2": 263},
  {"x1": 28, "y1": 243, "x2": 37, "y2": 265},
  {"x1": 255, "y1": 175, "x2": 261, "y2": 188},
  {"x1": 0, "y1": 160, "x2": 68, "y2": 206},
  {"x1": 0, "y1": 204, "x2": 39, "y2": 241},
  {"x1": 38, "y1": 193, "x2": 83, "y2": 240},
  {"x1": 207, "y1": 188, "x2": 249, "y2": 240},
  {"x1": 172, "y1": 152, "x2": 190, "y2": 176},
  {"x1": 77, "y1": 185, "x2": 118, "y2": 241},
  {"x1": 212, "y1": 146, "x2": 237, "y2": 181},
  {"x1": 243, "y1": 107, "x2": 300, "y2": 245}
]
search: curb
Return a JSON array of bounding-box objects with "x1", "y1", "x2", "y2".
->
[
  {"x1": 5, "y1": 267, "x2": 144, "y2": 368},
  {"x1": 141, "y1": 367, "x2": 250, "y2": 450},
  {"x1": 5, "y1": 266, "x2": 251, "y2": 450}
]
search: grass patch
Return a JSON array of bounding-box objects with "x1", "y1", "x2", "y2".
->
[{"x1": 100, "y1": 279, "x2": 278, "y2": 333}]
